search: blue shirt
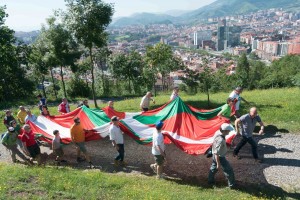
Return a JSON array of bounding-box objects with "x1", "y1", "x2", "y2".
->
[
  {"x1": 25, "y1": 114, "x2": 37, "y2": 123},
  {"x1": 240, "y1": 114, "x2": 261, "y2": 138}
]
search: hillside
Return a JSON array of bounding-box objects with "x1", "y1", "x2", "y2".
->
[
  {"x1": 112, "y1": 12, "x2": 175, "y2": 27},
  {"x1": 14, "y1": 30, "x2": 39, "y2": 44},
  {"x1": 112, "y1": 0, "x2": 300, "y2": 26},
  {"x1": 180, "y1": 0, "x2": 300, "y2": 21}
]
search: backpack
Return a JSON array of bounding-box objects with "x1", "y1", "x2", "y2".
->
[{"x1": 1, "y1": 132, "x2": 10, "y2": 145}]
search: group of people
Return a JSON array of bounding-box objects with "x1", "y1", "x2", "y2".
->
[
  {"x1": 1, "y1": 86, "x2": 266, "y2": 184},
  {"x1": 208, "y1": 87, "x2": 265, "y2": 188}
]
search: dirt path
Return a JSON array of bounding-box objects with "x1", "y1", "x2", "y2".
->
[{"x1": 1, "y1": 132, "x2": 300, "y2": 198}]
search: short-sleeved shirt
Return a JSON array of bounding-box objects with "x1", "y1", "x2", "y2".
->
[
  {"x1": 140, "y1": 96, "x2": 152, "y2": 109},
  {"x1": 2, "y1": 131, "x2": 19, "y2": 146},
  {"x1": 17, "y1": 110, "x2": 27, "y2": 124},
  {"x1": 21, "y1": 131, "x2": 37, "y2": 147},
  {"x1": 229, "y1": 91, "x2": 241, "y2": 110},
  {"x1": 240, "y1": 114, "x2": 262, "y2": 138},
  {"x1": 220, "y1": 104, "x2": 231, "y2": 118},
  {"x1": 152, "y1": 130, "x2": 165, "y2": 155},
  {"x1": 25, "y1": 114, "x2": 37, "y2": 123},
  {"x1": 212, "y1": 131, "x2": 227, "y2": 157},
  {"x1": 4, "y1": 116, "x2": 15, "y2": 127},
  {"x1": 109, "y1": 124, "x2": 124, "y2": 144},
  {"x1": 70, "y1": 123, "x2": 85, "y2": 143},
  {"x1": 52, "y1": 136, "x2": 61, "y2": 150}
]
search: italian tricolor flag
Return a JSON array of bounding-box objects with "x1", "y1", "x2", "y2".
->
[{"x1": 28, "y1": 98, "x2": 236, "y2": 155}]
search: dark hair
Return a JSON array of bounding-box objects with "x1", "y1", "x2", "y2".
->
[
  {"x1": 227, "y1": 98, "x2": 233, "y2": 104},
  {"x1": 42, "y1": 105, "x2": 48, "y2": 110},
  {"x1": 9, "y1": 120, "x2": 16, "y2": 126},
  {"x1": 74, "y1": 117, "x2": 80, "y2": 123},
  {"x1": 37, "y1": 94, "x2": 42, "y2": 98},
  {"x1": 53, "y1": 130, "x2": 59, "y2": 135}
]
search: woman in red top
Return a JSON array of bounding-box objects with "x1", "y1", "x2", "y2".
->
[{"x1": 21, "y1": 124, "x2": 42, "y2": 165}]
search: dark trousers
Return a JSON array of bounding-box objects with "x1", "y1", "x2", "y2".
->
[
  {"x1": 142, "y1": 108, "x2": 149, "y2": 112},
  {"x1": 115, "y1": 144, "x2": 125, "y2": 161},
  {"x1": 208, "y1": 156, "x2": 235, "y2": 187},
  {"x1": 234, "y1": 136, "x2": 258, "y2": 159}
]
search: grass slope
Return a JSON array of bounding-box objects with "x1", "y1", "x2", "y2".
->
[{"x1": 0, "y1": 163, "x2": 274, "y2": 199}]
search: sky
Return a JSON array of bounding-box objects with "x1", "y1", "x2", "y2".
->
[{"x1": 1, "y1": 0, "x2": 215, "y2": 31}]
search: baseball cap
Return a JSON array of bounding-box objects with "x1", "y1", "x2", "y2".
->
[
  {"x1": 111, "y1": 116, "x2": 118, "y2": 121},
  {"x1": 155, "y1": 121, "x2": 164, "y2": 129},
  {"x1": 8, "y1": 127, "x2": 14, "y2": 132},
  {"x1": 221, "y1": 123, "x2": 233, "y2": 131}
]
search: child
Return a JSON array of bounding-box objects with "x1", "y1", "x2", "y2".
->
[{"x1": 52, "y1": 130, "x2": 66, "y2": 165}]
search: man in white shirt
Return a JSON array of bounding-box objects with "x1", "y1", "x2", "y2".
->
[
  {"x1": 140, "y1": 92, "x2": 155, "y2": 112},
  {"x1": 170, "y1": 86, "x2": 179, "y2": 101},
  {"x1": 150, "y1": 121, "x2": 166, "y2": 179},
  {"x1": 109, "y1": 116, "x2": 126, "y2": 166},
  {"x1": 229, "y1": 87, "x2": 249, "y2": 118}
]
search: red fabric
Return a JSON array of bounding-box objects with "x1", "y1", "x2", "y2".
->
[
  {"x1": 102, "y1": 106, "x2": 125, "y2": 119},
  {"x1": 20, "y1": 130, "x2": 37, "y2": 147}
]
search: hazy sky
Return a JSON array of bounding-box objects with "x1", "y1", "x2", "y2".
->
[{"x1": 1, "y1": 0, "x2": 215, "y2": 31}]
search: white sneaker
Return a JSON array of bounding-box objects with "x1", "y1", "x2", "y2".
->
[{"x1": 150, "y1": 164, "x2": 157, "y2": 174}]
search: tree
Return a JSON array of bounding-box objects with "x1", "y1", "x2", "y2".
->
[
  {"x1": 145, "y1": 43, "x2": 183, "y2": 95},
  {"x1": 235, "y1": 53, "x2": 250, "y2": 89},
  {"x1": 65, "y1": 0, "x2": 114, "y2": 107},
  {"x1": 0, "y1": 6, "x2": 34, "y2": 101},
  {"x1": 94, "y1": 47, "x2": 111, "y2": 95},
  {"x1": 199, "y1": 59, "x2": 214, "y2": 107},
  {"x1": 45, "y1": 16, "x2": 81, "y2": 98},
  {"x1": 182, "y1": 68, "x2": 199, "y2": 94},
  {"x1": 109, "y1": 51, "x2": 144, "y2": 94}
]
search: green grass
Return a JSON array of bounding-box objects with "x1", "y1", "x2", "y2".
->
[
  {"x1": 1, "y1": 88, "x2": 300, "y2": 133},
  {"x1": 0, "y1": 163, "x2": 280, "y2": 199}
]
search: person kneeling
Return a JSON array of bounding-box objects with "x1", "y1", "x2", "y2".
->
[{"x1": 150, "y1": 121, "x2": 166, "y2": 179}]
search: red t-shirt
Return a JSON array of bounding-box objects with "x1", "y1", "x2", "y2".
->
[{"x1": 21, "y1": 131, "x2": 37, "y2": 147}]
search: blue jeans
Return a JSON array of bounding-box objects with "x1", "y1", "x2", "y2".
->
[
  {"x1": 234, "y1": 136, "x2": 258, "y2": 159},
  {"x1": 208, "y1": 155, "x2": 235, "y2": 187}
]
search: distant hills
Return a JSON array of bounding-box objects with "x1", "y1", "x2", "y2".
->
[
  {"x1": 112, "y1": 0, "x2": 300, "y2": 27},
  {"x1": 14, "y1": 30, "x2": 39, "y2": 44}
]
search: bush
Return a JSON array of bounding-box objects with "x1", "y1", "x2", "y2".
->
[{"x1": 67, "y1": 75, "x2": 91, "y2": 98}]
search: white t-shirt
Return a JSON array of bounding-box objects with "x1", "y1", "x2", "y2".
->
[
  {"x1": 229, "y1": 91, "x2": 241, "y2": 110},
  {"x1": 109, "y1": 124, "x2": 124, "y2": 144},
  {"x1": 170, "y1": 92, "x2": 179, "y2": 101},
  {"x1": 152, "y1": 130, "x2": 165, "y2": 155},
  {"x1": 140, "y1": 96, "x2": 152, "y2": 108}
]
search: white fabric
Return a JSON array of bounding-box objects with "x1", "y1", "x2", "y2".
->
[
  {"x1": 229, "y1": 91, "x2": 241, "y2": 110},
  {"x1": 170, "y1": 92, "x2": 179, "y2": 100},
  {"x1": 122, "y1": 117, "x2": 236, "y2": 145},
  {"x1": 109, "y1": 124, "x2": 124, "y2": 144},
  {"x1": 32, "y1": 116, "x2": 71, "y2": 139},
  {"x1": 152, "y1": 129, "x2": 165, "y2": 155}
]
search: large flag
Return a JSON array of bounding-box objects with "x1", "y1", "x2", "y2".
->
[{"x1": 28, "y1": 98, "x2": 236, "y2": 155}]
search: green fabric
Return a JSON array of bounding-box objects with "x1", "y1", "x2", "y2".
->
[
  {"x1": 82, "y1": 106, "x2": 111, "y2": 126},
  {"x1": 220, "y1": 104, "x2": 231, "y2": 118},
  {"x1": 1, "y1": 131, "x2": 18, "y2": 146},
  {"x1": 133, "y1": 98, "x2": 222, "y2": 125},
  {"x1": 121, "y1": 122, "x2": 153, "y2": 145}
]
